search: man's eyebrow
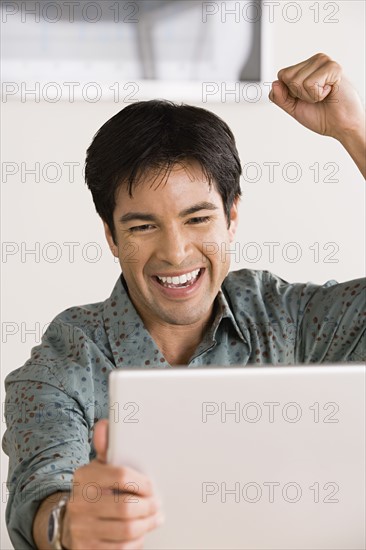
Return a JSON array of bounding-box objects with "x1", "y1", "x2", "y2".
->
[
  {"x1": 118, "y1": 202, "x2": 219, "y2": 224},
  {"x1": 118, "y1": 212, "x2": 157, "y2": 224},
  {"x1": 179, "y1": 202, "x2": 219, "y2": 217}
]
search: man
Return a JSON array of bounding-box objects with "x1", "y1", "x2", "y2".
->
[{"x1": 3, "y1": 53, "x2": 365, "y2": 549}]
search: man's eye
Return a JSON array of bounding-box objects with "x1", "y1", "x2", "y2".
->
[
  {"x1": 129, "y1": 224, "x2": 154, "y2": 233},
  {"x1": 188, "y1": 216, "x2": 211, "y2": 224}
]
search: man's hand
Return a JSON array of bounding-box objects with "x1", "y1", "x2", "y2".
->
[
  {"x1": 61, "y1": 419, "x2": 163, "y2": 550},
  {"x1": 270, "y1": 53, "x2": 366, "y2": 177},
  {"x1": 269, "y1": 53, "x2": 365, "y2": 141}
]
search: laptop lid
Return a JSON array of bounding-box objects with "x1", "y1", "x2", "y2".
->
[{"x1": 108, "y1": 364, "x2": 365, "y2": 550}]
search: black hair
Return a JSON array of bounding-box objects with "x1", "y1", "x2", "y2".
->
[{"x1": 85, "y1": 100, "x2": 242, "y2": 243}]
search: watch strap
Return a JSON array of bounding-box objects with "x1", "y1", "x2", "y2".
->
[{"x1": 48, "y1": 495, "x2": 69, "y2": 550}]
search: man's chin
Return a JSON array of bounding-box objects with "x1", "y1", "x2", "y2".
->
[{"x1": 153, "y1": 304, "x2": 212, "y2": 327}]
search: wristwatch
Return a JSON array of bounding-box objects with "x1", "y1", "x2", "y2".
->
[{"x1": 47, "y1": 495, "x2": 69, "y2": 549}]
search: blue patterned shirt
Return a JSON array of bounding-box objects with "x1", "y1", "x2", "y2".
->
[{"x1": 2, "y1": 269, "x2": 365, "y2": 549}]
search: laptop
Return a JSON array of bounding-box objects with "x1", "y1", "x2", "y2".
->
[{"x1": 108, "y1": 364, "x2": 365, "y2": 550}]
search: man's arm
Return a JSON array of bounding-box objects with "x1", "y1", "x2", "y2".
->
[
  {"x1": 269, "y1": 52, "x2": 366, "y2": 178},
  {"x1": 3, "y1": 363, "x2": 162, "y2": 549},
  {"x1": 338, "y1": 127, "x2": 366, "y2": 179},
  {"x1": 32, "y1": 420, "x2": 163, "y2": 550}
]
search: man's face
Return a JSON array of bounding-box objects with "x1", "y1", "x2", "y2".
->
[{"x1": 104, "y1": 161, "x2": 239, "y2": 329}]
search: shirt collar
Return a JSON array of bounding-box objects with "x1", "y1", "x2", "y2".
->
[
  {"x1": 103, "y1": 274, "x2": 246, "y2": 367},
  {"x1": 204, "y1": 287, "x2": 246, "y2": 344}
]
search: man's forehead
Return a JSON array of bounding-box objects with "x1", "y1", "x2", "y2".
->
[{"x1": 115, "y1": 160, "x2": 215, "y2": 202}]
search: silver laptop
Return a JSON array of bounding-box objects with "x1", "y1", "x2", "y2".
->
[{"x1": 108, "y1": 364, "x2": 366, "y2": 550}]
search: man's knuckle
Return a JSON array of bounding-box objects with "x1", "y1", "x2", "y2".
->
[
  {"x1": 302, "y1": 81, "x2": 318, "y2": 99},
  {"x1": 287, "y1": 82, "x2": 300, "y2": 97},
  {"x1": 315, "y1": 52, "x2": 329, "y2": 61},
  {"x1": 328, "y1": 60, "x2": 342, "y2": 73},
  {"x1": 278, "y1": 69, "x2": 291, "y2": 82}
]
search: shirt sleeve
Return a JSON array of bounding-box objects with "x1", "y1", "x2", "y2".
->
[
  {"x1": 264, "y1": 272, "x2": 366, "y2": 363},
  {"x1": 297, "y1": 278, "x2": 365, "y2": 363},
  {"x1": 2, "y1": 325, "x2": 97, "y2": 549},
  {"x1": 2, "y1": 369, "x2": 91, "y2": 549},
  {"x1": 2, "y1": 300, "x2": 114, "y2": 549}
]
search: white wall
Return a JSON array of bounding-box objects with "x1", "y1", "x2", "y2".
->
[{"x1": 1, "y1": 1, "x2": 365, "y2": 548}]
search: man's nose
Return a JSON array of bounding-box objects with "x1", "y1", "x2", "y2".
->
[{"x1": 155, "y1": 228, "x2": 192, "y2": 266}]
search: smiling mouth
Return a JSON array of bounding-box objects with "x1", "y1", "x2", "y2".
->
[{"x1": 154, "y1": 268, "x2": 203, "y2": 289}]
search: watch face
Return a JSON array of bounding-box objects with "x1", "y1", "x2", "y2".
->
[{"x1": 48, "y1": 511, "x2": 56, "y2": 543}]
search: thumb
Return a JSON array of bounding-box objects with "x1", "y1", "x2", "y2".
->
[
  {"x1": 269, "y1": 79, "x2": 297, "y2": 117},
  {"x1": 93, "y1": 418, "x2": 109, "y2": 463}
]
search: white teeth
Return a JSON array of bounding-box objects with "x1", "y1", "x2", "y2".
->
[{"x1": 157, "y1": 268, "x2": 201, "y2": 286}]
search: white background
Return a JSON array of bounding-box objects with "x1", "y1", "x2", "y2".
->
[{"x1": 1, "y1": 1, "x2": 365, "y2": 548}]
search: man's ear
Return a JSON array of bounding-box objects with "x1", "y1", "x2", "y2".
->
[
  {"x1": 228, "y1": 196, "x2": 240, "y2": 242},
  {"x1": 103, "y1": 221, "x2": 119, "y2": 258}
]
